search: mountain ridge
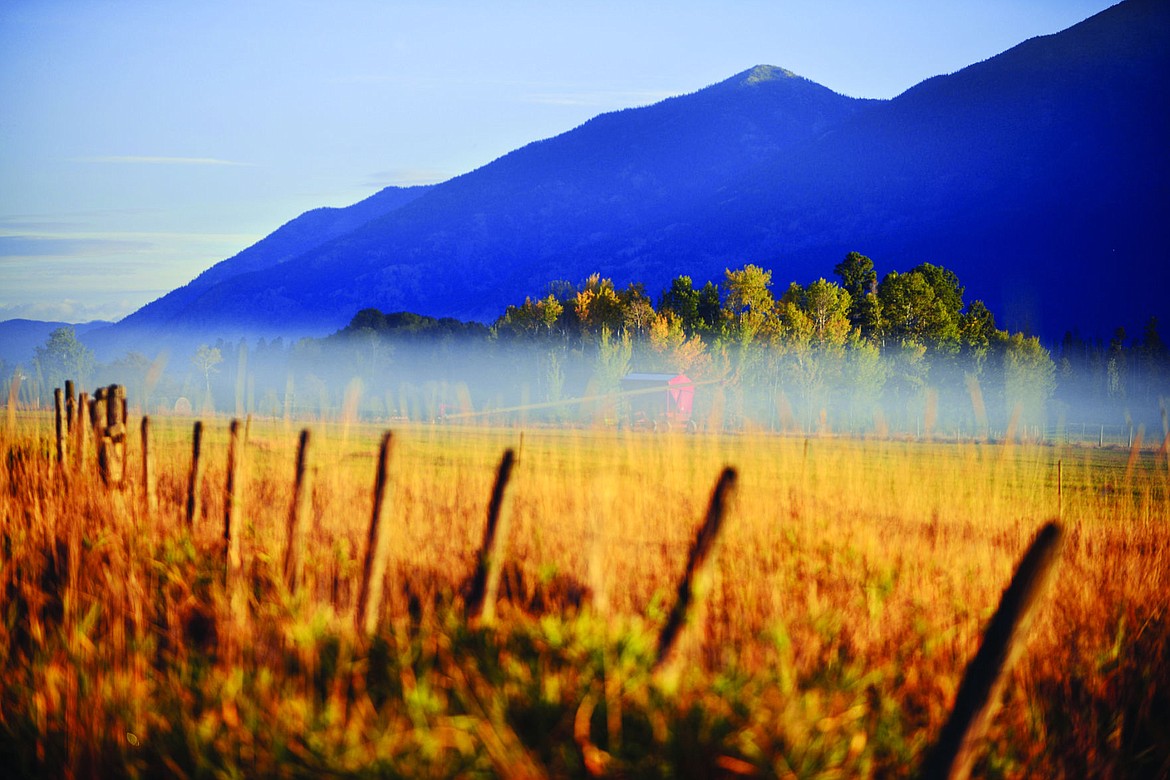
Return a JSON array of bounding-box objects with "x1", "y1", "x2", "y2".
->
[{"x1": 92, "y1": 0, "x2": 1168, "y2": 351}]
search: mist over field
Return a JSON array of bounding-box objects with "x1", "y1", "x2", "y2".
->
[{"x1": 18, "y1": 290, "x2": 1165, "y2": 447}]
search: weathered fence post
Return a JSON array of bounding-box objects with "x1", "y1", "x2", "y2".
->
[
  {"x1": 653, "y1": 466, "x2": 738, "y2": 685},
  {"x1": 355, "y1": 431, "x2": 394, "y2": 634},
  {"x1": 186, "y1": 421, "x2": 204, "y2": 527},
  {"x1": 224, "y1": 418, "x2": 245, "y2": 575},
  {"x1": 94, "y1": 384, "x2": 126, "y2": 487},
  {"x1": 141, "y1": 416, "x2": 157, "y2": 514},
  {"x1": 64, "y1": 380, "x2": 75, "y2": 433},
  {"x1": 109, "y1": 384, "x2": 127, "y2": 487},
  {"x1": 222, "y1": 418, "x2": 248, "y2": 659},
  {"x1": 920, "y1": 521, "x2": 1064, "y2": 780},
  {"x1": 92, "y1": 387, "x2": 108, "y2": 477},
  {"x1": 284, "y1": 428, "x2": 313, "y2": 591},
  {"x1": 74, "y1": 391, "x2": 89, "y2": 471},
  {"x1": 465, "y1": 448, "x2": 517, "y2": 626},
  {"x1": 54, "y1": 388, "x2": 66, "y2": 466}
]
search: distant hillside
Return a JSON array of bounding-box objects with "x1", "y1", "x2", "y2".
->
[
  {"x1": 101, "y1": 0, "x2": 1169, "y2": 349},
  {"x1": 0, "y1": 319, "x2": 112, "y2": 367},
  {"x1": 115, "y1": 185, "x2": 430, "y2": 332}
]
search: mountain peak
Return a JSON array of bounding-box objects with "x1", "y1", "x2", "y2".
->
[{"x1": 739, "y1": 64, "x2": 798, "y2": 85}]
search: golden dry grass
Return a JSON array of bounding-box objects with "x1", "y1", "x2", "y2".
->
[{"x1": 1, "y1": 408, "x2": 1168, "y2": 777}]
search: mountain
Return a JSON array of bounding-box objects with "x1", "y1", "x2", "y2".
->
[
  {"x1": 115, "y1": 184, "x2": 431, "y2": 331},
  {"x1": 102, "y1": 0, "x2": 1169, "y2": 348}
]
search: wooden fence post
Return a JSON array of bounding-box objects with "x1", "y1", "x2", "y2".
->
[
  {"x1": 141, "y1": 416, "x2": 157, "y2": 514},
  {"x1": 653, "y1": 467, "x2": 738, "y2": 684},
  {"x1": 54, "y1": 388, "x2": 66, "y2": 466},
  {"x1": 222, "y1": 418, "x2": 248, "y2": 659},
  {"x1": 920, "y1": 521, "x2": 1064, "y2": 780},
  {"x1": 224, "y1": 419, "x2": 244, "y2": 575},
  {"x1": 186, "y1": 421, "x2": 204, "y2": 527},
  {"x1": 74, "y1": 392, "x2": 89, "y2": 472},
  {"x1": 93, "y1": 387, "x2": 108, "y2": 480},
  {"x1": 94, "y1": 384, "x2": 126, "y2": 487},
  {"x1": 465, "y1": 448, "x2": 517, "y2": 626},
  {"x1": 355, "y1": 431, "x2": 394, "y2": 634},
  {"x1": 284, "y1": 428, "x2": 313, "y2": 591},
  {"x1": 109, "y1": 384, "x2": 127, "y2": 487},
  {"x1": 64, "y1": 380, "x2": 75, "y2": 434}
]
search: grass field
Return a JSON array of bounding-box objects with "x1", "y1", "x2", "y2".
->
[{"x1": 1, "y1": 408, "x2": 1168, "y2": 777}]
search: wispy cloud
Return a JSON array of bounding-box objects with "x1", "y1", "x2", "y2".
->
[
  {"x1": 0, "y1": 235, "x2": 153, "y2": 258},
  {"x1": 73, "y1": 155, "x2": 256, "y2": 167},
  {"x1": 366, "y1": 168, "x2": 452, "y2": 187},
  {"x1": 0, "y1": 229, "x2": 259, "y2": 250},
  {"x1": 0, "y1": 229, "x2": 262, "y2": 322}
]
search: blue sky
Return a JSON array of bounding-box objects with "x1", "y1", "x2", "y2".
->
[{"x1": 0, "y1": 0, "x2": 1117, "y2": 323}]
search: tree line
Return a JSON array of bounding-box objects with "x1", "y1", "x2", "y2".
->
[
  {"x1": 488, "y1": 254, "x2": 1057, "y2": 432},
  {"x1": 8, "y1": 252, "x2": 1167, "y2": 437}
]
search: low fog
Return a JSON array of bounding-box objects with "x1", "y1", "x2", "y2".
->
[{"x1": 12, "y1": 311, "x2": 1166, "y2": 449}]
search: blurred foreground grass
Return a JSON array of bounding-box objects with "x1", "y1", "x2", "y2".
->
[{"x1": 1, "y1": 412, "x2": 1167, "y2": 777}]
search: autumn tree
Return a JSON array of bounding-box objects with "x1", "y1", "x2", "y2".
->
[
  {"x1": 498, "y1": 294, "x2": 564, "y2": 337},
  {"x1": 646, "y1": 311, "x2": 710, "y2": 375},
  {"x1": 574, "y1": 275, "x2": 625, "y2": 336},
  {"x1": 722, "y1": 264, "x2": 777, "y2": 340},
  {"x1": 877, "y1": 268, "x2": 960, "y2": 349},
  {"x1": 794, "y1": 278, "x2": 853, "y2": 346},
  {"x1": 775, "y1": 279, "x2": 854, "y2": 424},
  {"x1": 619, "y1": 283, "x2": 655, "y2": 336}
]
